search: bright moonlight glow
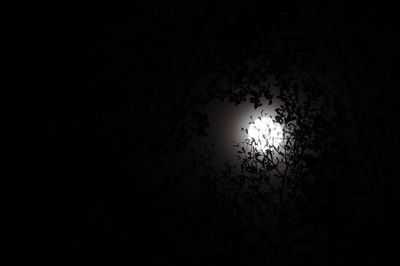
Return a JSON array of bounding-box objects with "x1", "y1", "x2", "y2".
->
[{"x1": 248, "y1": 117, "x2": 283, "y2": 151}]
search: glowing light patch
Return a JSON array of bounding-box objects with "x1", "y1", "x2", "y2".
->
[{"x1": 248, "y1": 117, "x2": 283, "y2": 151}]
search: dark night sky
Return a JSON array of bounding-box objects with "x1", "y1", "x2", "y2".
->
[{"x1": 19, "y1": 2, "x2": 400, "y2": 265}]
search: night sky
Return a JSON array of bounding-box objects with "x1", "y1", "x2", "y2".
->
[{"x1": 20, "y1": 2, "x2": 400, "y2": 265}]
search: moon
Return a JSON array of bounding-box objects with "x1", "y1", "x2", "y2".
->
[{"x1": 248, "y1": 117, "x2": 283, "y2": 151}]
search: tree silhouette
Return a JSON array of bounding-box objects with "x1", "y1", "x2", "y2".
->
[{"x1": 181, "y1": 57, "x2": 342, "y2": 264}]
